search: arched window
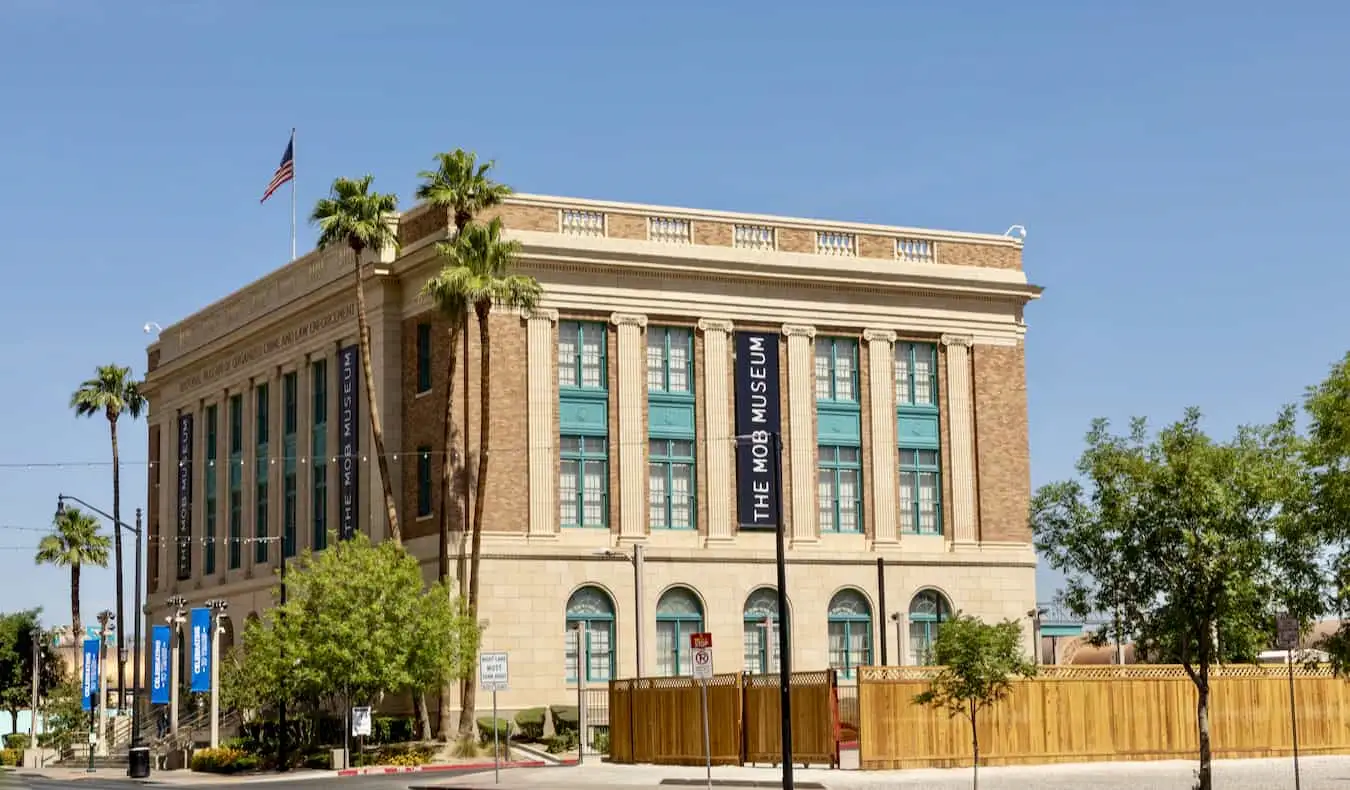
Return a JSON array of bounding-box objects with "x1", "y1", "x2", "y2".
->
[
  {"x1": 743, "y1": 587, "x2": 788, "y2": 675},
  {"x1": 908, "y1": 590, "x2": 952, "y2": 665},
  {"x1": 827, "y1": 589, "x2": 872, "y2": 679},
  {"x1": 656, "y1": 587, "x2": 704, "y2": 677},
  {"x1": 565, "y1": 586, "x2": 616, "y2": 683}
]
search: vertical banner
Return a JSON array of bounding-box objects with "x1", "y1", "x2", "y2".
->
[
  {"x1": 190, "y1": 608, "x2": 211, "y2": 693},
  {"x1": 734, "y1": 331, "x2": 783, "y2": 529},
  {"x1": 176, "y1": 412, "x2": 194, "y2": 581},
  {"x1": 81, "y1": 638, "x2": 100, "y2": 712},
  {"x1": 337, "y1": 344, "x2": 360, "y2": 540},
  {"x1": 150, "y1": 625, "x2": 171, "y2": 704}
]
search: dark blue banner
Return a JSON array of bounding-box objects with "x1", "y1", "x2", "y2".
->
[
  {"x1": 190, "y1": 608, "x2": 211, "y2": 693},
  {"x1": 734, "y1": 331, "x2": 782, "y2": 529},
  {"x1": 81, "y1": 638, "x2": 99, "y2": 712},
  {"x1": 176, "y1": 412, "x2": 194, "y2": 581},
  {"x1": 151, "y1": 625, "x2": 171, "y2": 704},
  {"x1": 337, "y1": 344, "x2": 360, "y2": 540}
]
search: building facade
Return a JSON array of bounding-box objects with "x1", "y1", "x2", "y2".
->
[{"x1": 140, "y1": 193, "x2": 1042, "y2": 712}]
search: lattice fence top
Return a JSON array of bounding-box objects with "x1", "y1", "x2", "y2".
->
[
  {"x1": 610, "y1": 669, "x2": 838, "y2": 691},
  {"x1": 858, "y1": 664, "x2": 1339, "y2": 682}
]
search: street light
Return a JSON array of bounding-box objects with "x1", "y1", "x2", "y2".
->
[
  {"x1": 95, "y1": 610, "x2": 114, "y2": 765},
  {"x1": 595, "y1": 546, "x2": 646, "y2": 677},
  {"x1": 204, "y1": 599, "x2": 229, "y2": 749},
  {"x1": 165, "y1": 596, "x2": 187, "y2": 737},
  {"x1": 889, "y1": 612, "x2": 904, "y2": 665},
  {"x1": 57, "y1": 495, "x2": 148, "y2": 779}
]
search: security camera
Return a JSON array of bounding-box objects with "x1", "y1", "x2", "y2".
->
[
  {"x1": 143, "y1": 321, "x2": 163, "y2": 335},
  {"x1": 1004, "y1": 225, "x2": 1028, "y2": 240}
]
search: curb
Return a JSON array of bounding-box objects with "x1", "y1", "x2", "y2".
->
[{"x1": 337, "y1": 758, "x2": 577, "y2": 777}]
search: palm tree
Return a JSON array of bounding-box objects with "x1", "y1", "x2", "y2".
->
[
  {"x1": 416, "y1": 151, "x2": 513, "y2": 740},
  {"x1": 310, "y1": 175, "x2": 404, "y2": 546},
  {"x1": 448, "y1": 217, "x2": 542, "y2": 738},
  {"x1": 71, "y1": 364, "x2": 145, "y2": 707},
  {"x1": 35, "y1": 506, "x2": 111, "y2": 666}
]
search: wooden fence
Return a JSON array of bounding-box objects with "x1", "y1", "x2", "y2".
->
[
  {"x1": 859, "y1": 664, "x2": 1350, "y2": 770},
  {"x1": 609, "y1": 670, "x2": 839, "y2": 768}
]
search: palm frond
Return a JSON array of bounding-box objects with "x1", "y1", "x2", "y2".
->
[
  {"x1": 311, "y1": 175, "x2": 400, "y2": 257},
  {"x1": 414, "y1": 150, "x2": 513, "y2": 223},
  {"x1": 36, "y1": 507, "x2": 111, "y2": 569},
  {"x1": 70, "y1": 364, "x2": 145, "y2": 421}
]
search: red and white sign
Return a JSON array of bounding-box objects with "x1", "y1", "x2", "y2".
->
[
  {"x1": 690, "y1": 632, "x2": 713, "y2": 649},
  {"x1": 690, "y1": 632, "x2": 714, "y2": 680}
]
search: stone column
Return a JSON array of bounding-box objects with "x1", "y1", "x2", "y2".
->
[
  {"x1": 297, "y1": 353, "x2": 313, "y2": 554},
  {"x1": 697, "y1": 319, "x2": 734, "y2": 541},
  {"x1": 782, "y1": 324, "x2": 817, "y2": 543},
  {"x1": 864, "y1": 330, "x2": 898, "y2": 545},
  {"x1": 611, "y1": 313, "x2": 648, "y2": 539},
  {"x1": 526, "y1": 309, "x2": 559, "y2": 538},
  {"x1": 192, "y1": 400, "x2": 206, "y2": 585},
  {"x1": 240, "y1": 377, "x2": 255, "y2": 576},
  {"x1": 364, "y1": 277, "x2": 404, "y2": 544},
  {"x1": 941, "y1": 334, "x2": 978, "y2": 545}
]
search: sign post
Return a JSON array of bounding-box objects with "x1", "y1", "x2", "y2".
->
[
  {"x1": 480, "y1": 652, "x2": 510, "y2": 784},
  {"x1": 691, "y1": 633, "x2": 714, "y2": 790},
  {"x1": 1276, "y1": 614, "x2": 1301, "y2": 790},
  {"x1": 352, "y1": 705, "x2": 371, "y2": 767}
]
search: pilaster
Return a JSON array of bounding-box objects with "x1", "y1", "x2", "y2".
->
[
  {"x1": 697, "y1": 319, "x2": 734, "y2": 542},
  {"x1": 526, "y1": 309, "x2": 559, "y2": 538},
  {"x1": 297, "y1": 353, "x2": 313, "y2": 554},
  {"x1": 941, "y1": 334, "x2": 977, "y2": 545},
  {"x1": 864, "y1": 329, "x2": 898, "y2": 545},
  {"x1": 365, "y1": 276, "x2": 404, "y2": 544},
  {"x1": 240, "y1": 376, "x2": 255, "y2": 577},
  {"x1": 611, "y1": 312, "x2": 648, "y2": 539},
  {"x1": 783, "y1": 324, "x2": 817, "y2": 544}
]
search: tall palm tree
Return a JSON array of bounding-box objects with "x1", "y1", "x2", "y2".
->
[
  {"x1": 35, "y1": 506, "x2": 111, "y2": 666},
  {"x1": 449, "y1": 217, "x2": 542, "y2": 738},
  {"x1": 71, "y1": 364, "x2": 145, "y2": 707},
  {"x1": 311, "y1": 175, "x2": 404, "y2": 546},
  {"x1": 416, "y1": 151, "x2": 513, "y2": 741}
]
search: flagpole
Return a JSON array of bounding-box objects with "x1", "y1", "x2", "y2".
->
[{"x1": 290, "y1": 127, "x2": 297, "y2": 261}]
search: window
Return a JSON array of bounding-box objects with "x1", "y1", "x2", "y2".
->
[
  {"x1": 827, "y1": 589, "x2": 873, "y2": 679},
  {"x1": 564, "y1": 586, "x2": 615, "y2": 683},
  {"x1": 656, "y1": 587, "x2": 705, "y2": 677},
  {"x1": 558, "y1": 321, "x2": 606, "y2": 389},
  {"x1": 895, "y1": 343, "x2": 937, "y2": 408},
  {"x1": 282, "y1": 373, "x2": 297, "y2": 557},
  {"x1": 228, "y1": 394, "x2": 243, "y2": 570},
  {"x1": 204, "y1": 405, "x2": 218, "y2": 575},
  {"x1": 417, "y1": 446, "x2": 433, "y2": 518},
  {"x1": 908, "y1": 590, "x2": 952, "y2": 665},
  {"x1": 255, "y1": 384, "x2": 270, "y2": 564},
  {"x1": 560, "y1": 436, "x2": 607, "y2": 528},
  {"x1": 311, "y1": 359, "x2": 329, "y2": 552},
  {"x1": 900, "y1": 449, "x2": 941, "y2": 534},
  {"x1": 814, "y1": 338, "x2": 858, "y2": 403},
  {"x1": 649, "y1": 439, "x2": 695, "y2": 529},
  {"x1": 818, "y1": 445, "x2": 862, "y2": 533},
  {"x1": 416, "y1": 322, "x2": 433, "y2": 393},
  {"x1": 743, "y1": 587, "x2": 787, "y2": 675},
  {"x1": 646, "y1": 327, "x2": 692, "y2": 394}
]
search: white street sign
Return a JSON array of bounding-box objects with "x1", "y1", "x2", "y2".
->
[
  {"x1": 480, "y1": 651, "x2": 510, "y2": 692},
  {"x1": 1276, "y1": 615, "x2": 1299, "y2": 651},
  {"x1": 351, "y1": 706, "x2": 372, "y2": 737},
  {"x1": 692, "y1": 646, "x2": 713, "y2": 680}
]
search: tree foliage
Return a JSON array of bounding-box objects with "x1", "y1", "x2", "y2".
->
[
  {"x1": 913, "y1": 615, "x2": 1034, "y2": 789},
  {"x1": 223, "y1": 534, "x2": 479, "y2": 712},
  {"x1": 1031, "y1": 407, "x2": 1317, "y2": 790},
  {"x1": 0, "y1": 612, "x2": 64, "y2": 731},
  {"x1": 1303, "y1": 353, "x2": 1350, "y2": 670}
]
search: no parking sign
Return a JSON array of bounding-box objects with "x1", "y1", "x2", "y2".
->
[{"x1": 691, "y1": 632, "x2": 713, "y2": 680}]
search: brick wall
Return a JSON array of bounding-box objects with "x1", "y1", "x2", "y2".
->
[{"x1": 972, "y1": 343, "x2": 1031, "y2": 543}]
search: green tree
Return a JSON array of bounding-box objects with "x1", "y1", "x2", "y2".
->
[
  {"x1": 1032, "y1": 408, "x2": 1318, "y2": 790},
  {"x1": 224, "y1": 534, "x2": 479, "y2": 716},
  {"x1": 34, "y1": 507, "x2": 111, "y2": 666},
  {"x1": 1304, "y1": 353, "x2": 1350, "y2": 668},
  {"x1": 0, "y1": 612, "x2": 64, "y2": 734},
  {"x1": 311, "y1": 175, "x2": 404, "y2": 545},
  {"x1": 415, "y1": 150, "x2": 512, "y2": 740},
  {"x1": 39, "y1": 679, "x2": 86, "y2": 750},
  {"x1": 70, "y1": 363, "x2": 145, "y2": 705},
  {"x1": 912, "y1": 615, "x2": 1034, "y2": 790}
]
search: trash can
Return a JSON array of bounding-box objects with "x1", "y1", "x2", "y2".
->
[{"x1": 128, "y1": 746, "x2": 151, "y2": 779}]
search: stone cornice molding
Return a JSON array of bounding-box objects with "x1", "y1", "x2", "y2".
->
[
  {"x1": 523, "y1": 308, "x2": 559, "y2": 323},
  {"x1": 782, "y1": 324, "x2": 817, "y2": 339},
  {"x1": 610, "y1": 312, "x2": 649, "y2": 328},
  {"x1": 697, "y1": 318, "x2": 734, "y2": 333},
  {"x1": 863, "y1": 329, "x2": 897, "y2": 343},
  {"x1": 941, "y1": 333, "x2": 975, "y2": 347}
]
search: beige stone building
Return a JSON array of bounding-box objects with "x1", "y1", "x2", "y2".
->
[{"x1": 140, "y1": 193, "x2": 1042, "y2": 714}]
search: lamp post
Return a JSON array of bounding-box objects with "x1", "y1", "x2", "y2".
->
[
  {"x1": 29, "y1": 625, "x2": 42, "y2": 751},
  {"x1": 888, "y1": 613, "x2": 903, "y2": 665},
  {"x1": 165, "y1": 596, "x2": 187, "y2": 736},
  {"x1": 57, "y1": 495, "x2": 147, "y2": 778},
  {"x1": 596, "y1": 544, "x2": 646, "y2": 677},
  {"x1": 205, "y1": 599, "x2": 229, "y2": 749},
  {"x1": 95, "y1": 611, "x2": 114, "y2": 756}
]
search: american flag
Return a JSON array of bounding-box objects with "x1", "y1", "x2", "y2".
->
[{"x1": 260, "y1": 134, "x2": 295, "y2": 204}]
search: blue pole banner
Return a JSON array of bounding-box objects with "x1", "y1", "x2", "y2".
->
[
  {"x1": 190, "y1": 608, "x2": 212, "y2": 692},
  {"x1": 81, "y1": 638, "x2": 100, "y2": 712},
  {"x1": 151, "y1": 625, "x2": 171, "y2": 705}
]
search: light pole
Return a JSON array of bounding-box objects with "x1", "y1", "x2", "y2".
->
[
  {"x1": 165, "y1": 596, "x2": 187, "y2": 736},
  {"x1": 205, "y1": 599, "x2": 229, "y2": 749},
  {"x1": 29, "y1": 625, "x2": 42, "y2": 750},
  {"x1": 95, "y1": 610, "x2": 114, "y2": 756},
  {"x1": 889, "y1": 613, "x2": 903, "y2": 665},
  {"x1": 596, "y1": 544, "x2": 646, "y2": 677},
  {"x1": 57, "y1": 495, "x2": 147, "y2": 778},
  {"x1": 1027, "y1": 608, "x2": 1047, "y2": 665}
]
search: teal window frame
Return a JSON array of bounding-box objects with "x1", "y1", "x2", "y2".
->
[
  {"x1": 908, "y1": 589, "x2": 952, "y2": 666},
  {"x1": 254, "y1": 383, "x2": 270, "y2": 564},
  {"x1": 565, "y1": 586, "x2": 616, "y2": 683},
  {"x1": 560, "y1": 435, "x2": 608, "y2": 528},
  {"x1": 899, "y1": 448, "x2": 942, "y2": 535},
  {"x1": 648, "y1": 439, "x2": 696, "y2": 530},
  {"x1": 894, "y1": 342, "x2": 938, "y2": 410},
  {"x1": 656, "y1": 587, "x2": 704, "y2": 677},
  {"x1": 204, "y1": 404, "x2": 218, "y2": 575},
  {"x1": 227, "y1": 394, "x2": 243, "y2": 570},
  {"x1": 416, "y1": 322, "x2": 433, "y2": 393},
  {"x1": 282, "y1": 372, "x2": 298, "y2": 557},
  {"x1": 817, "y1": 444, "x2": 863, "y2": 533},
  {"x1": 742, "y1": 587, "x2": 787, "y2": 675},
  {"x1": 311, "y1": 359, "x2": 328, "y2": 552},
  {"x1": 416, "y1": 446, "x2": 433, "y2": 518},
  {"x1": 814, "y1": 337, "x2": 860, "y2": 403},
  {"x1": 827, "y1": 589, "x2": 873, "y2": 679},
  {"x1": 647, "y1": 326, "x2": 696, "y2": 531},
  {"x1": 646, "y1": 326, "x2": 693, "y2": 394},
  {"x1": 558, "y1": 321, "x2": 607, "y2": 391}
]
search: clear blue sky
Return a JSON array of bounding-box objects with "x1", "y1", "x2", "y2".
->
[{"x1": 1, "y1": 1, "x2": 1347, "y2": 629}]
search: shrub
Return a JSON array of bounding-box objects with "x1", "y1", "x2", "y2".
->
[
  {"x1": 545, "y1": 731, "x2": 578, "y2": 755},
  {"x1": 476, "y1": 716, "x2": 511, "y2": 746},
  {"x1": 3, "y1": 733, "x2": 28, "y2": 750},
  {"x1": 372, "y1": 716, "x2": 416, "y2": 745},
  {"x1": 590, "y1": 728, "x2": 610, "y2": 754},
  {"x1": 190, "y1": 746, "x2": 259, "y2": 774},
  {"x1": 549, "y1": 705, "x2": 579, "y2": 738},
  {"x1": 514, "y1": 707, "x2": 546, "y2": 741},
  {"x1": 0, "y1": 748, "x2": 22, "y2": 767},
  {"x1": 360, "y1": 744, "x2": 433, "y2": 767}
]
